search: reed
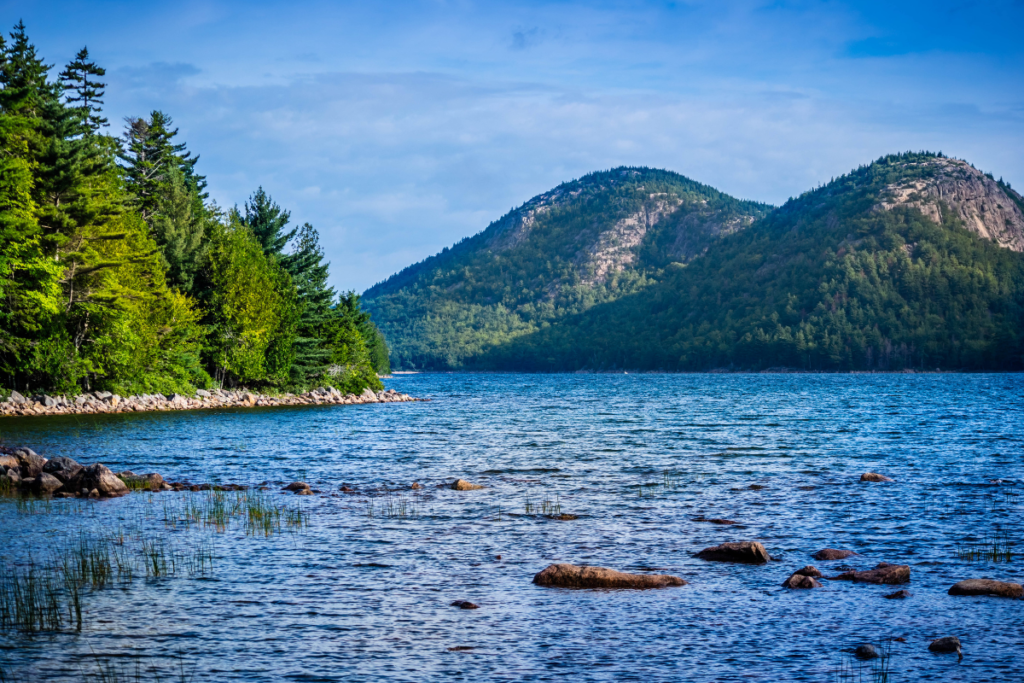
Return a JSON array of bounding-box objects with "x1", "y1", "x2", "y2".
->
[
  {"x1": 955, "y1": 532, "x2": 1014, "y2": 563},
  {"x1": 525, "y1": 494, "x2": 561, "y2": 515},
  {"x1": 834, "y1": 639, "x2": 895, "y2": 683}
]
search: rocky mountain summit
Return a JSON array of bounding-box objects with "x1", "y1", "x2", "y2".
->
[{"x1": 877, "y1": 157, "x2": 1024, "y2": 251}]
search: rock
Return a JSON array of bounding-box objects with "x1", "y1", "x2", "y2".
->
[
  {"x1": 15, "y1": 448, "x2": 47, "y2": 478},
  {"x1": 694, "y1": 516, "x2": 738, "y2": 525},
  {"x1": 0, "y1": 454, "x2": 19, "y2": 469},
  {"x1": 196, "y1": 389, "x2": 211, "y2": 398},
  {"x1": 109, "y1": 395, "x2": 120, "y2": 408},
  {"x1": 860, "y1": 472, "x2": 894, "y2": 482},
  {"x1": 295, "y1": 489, "x2": 314, "y2": 496},
  {"x1": 855, "y1": 644, "x2": 878, "y2": 660},
  {"x1": 340, "y1": 485, "x2": 355, "y2": 492},
  {"x1": 748, "y1": 484, "x2": 766, "y2": 490},
  {"x1": 9, "y1": 390, "x2": 26, "y2": 404},
  {"x1": 831, "y1": 563, "x2": 910, "y2": 585},
  {"x1": 696, "y1": 541, "x2": 771, "y2": 564},
  {"x1": 42, "y1": 395, "x2": 59, "y2": 408},
  {"x1": 782, "y1": 572, "x2": 823, "y2": 589},
  {"x1": 119, "y1": 472, "x2": 165, "y2": 492},
  {"x1": 948, "y1": 579, "x2": 1023, "y2": 599},
  {"x1": 43, "y1": 456, "x2": 83, "y2": 484},
  {"x1": 883, "y1": 589, "x2": 912, "y2": 599},
  {"x1": 68, "y1": 464, "x2": 129, "y2": 498},
  {"x1": 359, "y1": 387, "x2": 378, "y2": 403},
  {"x1": 532, "y1": 563, "x2": 686, "y2": 589},
  {"x1": 411, "y1": 482, "x2": 422, "y2": 489},
  {"x1": 283, "y1": 482, "x2": 310, "y2": 492},
  {"x1": 450, "y1": 600, "x2": 479, "y2": 609},
  {"x1": 451, "y1": 479, "x2": 484, "y2": 491},
  {"x1": 813, "y1": 548, "x2": 857, "y2": 561},
  {"x1": 32, "y1": 472, "x2": 63, "y2": 494},
  {"x1": 928, "y1": 636, "x2": 961, "y2": 654},
  {"x1": 94, "y1": 391, "x2": 112, "y2": 400}
]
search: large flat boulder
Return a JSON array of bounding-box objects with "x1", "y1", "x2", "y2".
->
[
  {"x1": 533, "y1": 563, "x2": 686, "y2": 589},
  {"x1": 831, "y1": 562, "x2": 910, "y2": 585},
  {"x1": 69, "y1": 464, "x2": 129, "y2": 498},
  {"x1": 948, "y1": 579, "x2": 1023, "y2": 598},
  {"x1": 696, "y1": 541, "x2": 771, "y2": 564}
]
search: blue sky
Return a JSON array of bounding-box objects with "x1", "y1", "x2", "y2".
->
[{"x1": 7, "y1": 0, "x2": 1024, "y2": 291}]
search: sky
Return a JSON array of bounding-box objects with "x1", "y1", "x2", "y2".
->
[{"x1": 7, "y1": 0, "x2": 1024, "y2": 292}]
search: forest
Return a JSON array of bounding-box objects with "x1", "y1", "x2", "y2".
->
[{"x1": 0, "y1": 22, "x2": 389, "y2": 396}]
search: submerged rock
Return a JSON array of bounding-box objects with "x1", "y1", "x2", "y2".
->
[
  {"x1": 694, "y1": 516, "x2": 739, "y2": 525},
  {"x1": 860, "y1": 472, "x2": 894, "y2": 483},
  {"x1": 928, "y1": 636, "x2": 962, "y2": 657},
  {"x1": 283, "y1": 482, "x2": 311, "y2": 492},
  {"x1": 451, "y1": 479, "x2": 484, "y2": 491},
  {"x1": 696, "y1": 541, "x2": 771, "y2": 564},
  {"x1": 450, "y1": 600, "x2": 479, "y2": 609},
  {"x1": 813, "y1": 548, "x2": 857, "y2": 561},
  {"x1": 532, "y1": 563, "x2": 686, "y2": 589},
  {"x1": 855, "y1": 644, "x2": 878, "y2": 660},
  {"x1": 831, "y1": 563, "x2": 910, "y2": 585},
  {"x1": 948, "y1": 579, "x2": 1023, "y2": 599},
  {"x1": 883, "y1": 589, "x2": 912, "y2": 599}
]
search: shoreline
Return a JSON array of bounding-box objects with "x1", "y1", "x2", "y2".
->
[{"x1": 0, "y1": 386, "x2": 424, "y2": 419}]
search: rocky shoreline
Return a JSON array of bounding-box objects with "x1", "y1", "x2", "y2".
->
[{"x1": 0, "y1": 386, "x2": 422, "y2": 418}]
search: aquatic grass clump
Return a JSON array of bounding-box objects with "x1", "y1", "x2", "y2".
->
[
  {"x1": 525, "y1": 495, "x2": 561, "y2": 515},
  {"x1": 160, "y1": 489, "x2": 307, "y2": 537},
  {"x1": 0, "y1": 563, "x2": 77, "y2": 632},
  {"x1": 955, "y1": 532, "x2": 1014, "y2": 563},
  {"x1": 366, "y1": 490, "x2": 421, "y2": 519},
  {"x1": 834, "y1": 639, "x2": 895, "y2": 683}
]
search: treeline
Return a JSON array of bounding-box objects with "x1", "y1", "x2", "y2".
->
[
  {"x1": 0, "y1": 22, "x2": 388, "y2": 396},
  {"x1": 479, "y1": 153, "x2": 1024, "y2": 372}
]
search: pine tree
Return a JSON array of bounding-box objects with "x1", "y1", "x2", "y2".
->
[
  {"x1": 149, "y1": 166, "x2": 210, "y2": 293},
  {"x1": 58, "y1": 47, "x2": 107, "y2": 132},
  {"x1": 287, "y1": 222, "x2": 335, "y2": 385},
  {"x1": 238, "y1": 187, "x2": 296, "y2": 257}
]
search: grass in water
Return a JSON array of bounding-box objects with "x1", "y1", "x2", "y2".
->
[
  {"x1": 955, "y1": 532, "x2": 1014, "y2": 563},
  {"x1": 834, "y1": 639, "x2": 895, "y2": 683}
]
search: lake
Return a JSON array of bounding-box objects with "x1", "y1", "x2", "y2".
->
[{"x1": 1, "y1": 373, "x2": 1022, "y2": 681}]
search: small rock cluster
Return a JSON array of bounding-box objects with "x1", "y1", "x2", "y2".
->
[{"x1": 0, "y1": 386, "x2": 419, "y2": 418}]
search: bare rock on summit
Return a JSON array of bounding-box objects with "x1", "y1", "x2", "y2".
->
[
  {"x1": 696, "y1": 541, "x2": 771, "y2": 564},
  {"x1": 948, "y1": 579, "x2": 1023, "y2": 599},
  {"x1": 876, "y1": 157, "x2": 1024, "y2": 252},
  {"x1": 533, "y1": 563, "x2": 686, "y2": 590},
  {"x1": 831, "y1": 563, "x2": 910, "y2": 585}
]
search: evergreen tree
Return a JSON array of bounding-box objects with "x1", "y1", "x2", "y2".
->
[
  {"x1": 119, "y1": 110, "x2": 205, "y2": 221},
  {"x1": 238, "y1": 187, "x2": 296, "y2": 257},
  {"x1": 58, "y1": 47, "x2": 107, "y2": 132},
  {"x1": 287, "y1": 222, "x2": 335, "y2": 385},
  {"x1": 149, "y1": 166, "x2": 210, "y2": 294}
]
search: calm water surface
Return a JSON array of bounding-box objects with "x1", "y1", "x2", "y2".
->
[{"x1": 1, "y1": 374, "x2": 1022, "y2": 681}]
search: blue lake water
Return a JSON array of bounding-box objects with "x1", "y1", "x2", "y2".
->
[{"x1": 1, "y1": 373, "x2": 1022, "y2": 681}]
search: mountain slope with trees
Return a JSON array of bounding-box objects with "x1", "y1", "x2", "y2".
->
[
  {"x1": 363, "y1": 168, "x2": 772, "y2": 369},
  {"x1": 479, "y1": 153, "x2": 1024, "y2": 371},
  {"x1": 0, "y1": 22, "x2": 388, "y2": 396}
]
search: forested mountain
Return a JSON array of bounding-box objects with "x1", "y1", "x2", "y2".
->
[
  {"x1": 363, "y1": 168, "x2": 771, "y2": 368},
  {"x1": 0, "y1": 23, "x2": 388, "y2": 396},
  {"x1": 369, "y1": 153, "x2": 1024, "y2": 372},
  {"x1": 480, "y1": 154, "x2": 1024, "y2": 371}
]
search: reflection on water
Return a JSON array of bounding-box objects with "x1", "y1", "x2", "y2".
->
[{"x1": 1, "y1": 373, "x2": 1022, "y2": 681}]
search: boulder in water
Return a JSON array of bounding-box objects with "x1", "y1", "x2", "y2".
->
[
  {"x1": 831, "y1": 563, "x2": 910, "y2": 585},
  {"x1": 855, "y1": 644, "x2": 878, "y2": 660},
  {"x1": 450, "y1": 600, "x2": 479, "y2": 609},
  {"x1": 928, "y1": 636, "x2": 962, "y2": 658},
  {"x1": 948, "y1": 579, "x2": 1022, "y2": 599},
  {"x1": 451, "y1": 479, "x2": 484, "y2": 491},
  {"x1": 32, "y1": 472, "x2": 63, "y2": 494},
  {"x1": 696, "y1": 541, "x2": 771, "y2": 564},
  {"x1": 15, "y1": 448, "x2": 46, "y2": 478},
  {"x1": 883, "y1": 589, "x2": 912, "y2": 599},
  {"x1": 860, "y1": 472, "x2": 894, "y2": 483},
  {"x1": 283, "y1": 482, "x2": 310, "y2": 492},
  {"x1": 813, "y1": 548, "x2": 857, "y2": 561},
  {"x1": 43, "y1": 456, "x2": 83, "y2": 484},
  {"x1": 533, "y1": 563, "x2": 686, "y2": 589},
  {"x1": 69, "y1": 464, "x2": 129, "y2": 498}
]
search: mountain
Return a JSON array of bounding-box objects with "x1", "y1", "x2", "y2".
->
[
  {"x1": 363, "y1": 168, "x2": 771, "y2": 369},
  {"x1": 478, "y1": 153, "x2": 1024, "y2": 371}
]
